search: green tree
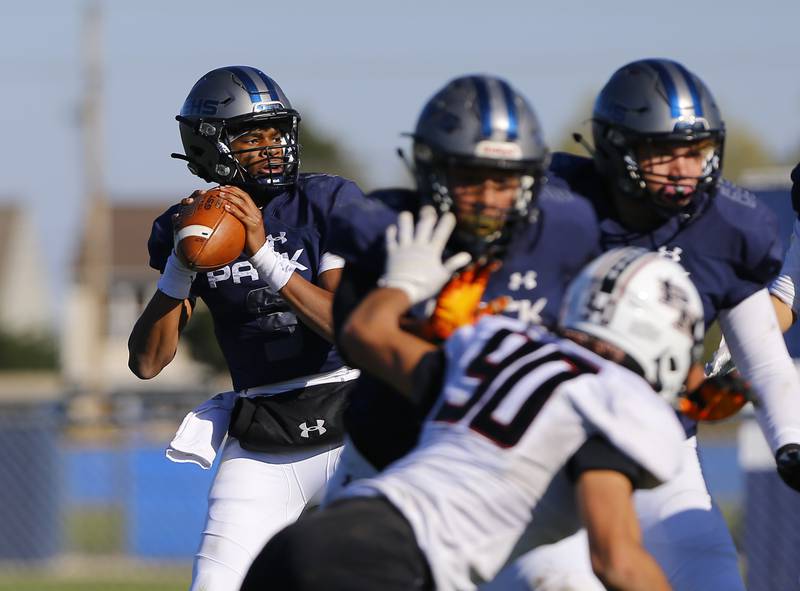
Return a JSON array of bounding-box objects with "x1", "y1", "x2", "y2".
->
[
  {"x1": 181, "y1": 301, "x2": 227, "y2": 374},
  {"x1": 0, "y1": 330, "x2": 58, "y2": 370},
  {"x1": 297, "y1": 114, "x2": 364, "y2": 187},
  {"x1": 722, "y1": 123, "x2": 776, "y2": 183}
]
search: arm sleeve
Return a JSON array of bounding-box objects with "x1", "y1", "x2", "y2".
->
[
  {"x1": 720, "y1": 288, "x2": 800, "y2": 452},
  {"x1": 769, "y1": 218, "x2": 800, "y2": 313},
  {"x1": 566, "y1": 435, "x2": 649, "y2": 490}
]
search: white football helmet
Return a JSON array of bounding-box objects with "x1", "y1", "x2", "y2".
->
[{"x1": 560, "y1": 247, "x2": 704, "y2": 403}]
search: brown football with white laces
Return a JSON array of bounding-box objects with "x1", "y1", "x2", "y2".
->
[{"x1": 174, "y1": 188, "x2": 246, "y2": 271}]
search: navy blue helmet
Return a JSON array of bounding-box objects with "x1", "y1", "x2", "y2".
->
[
  {"x1": 173, "y1": 66, "x2": 301, "y2": 193},
  {"x1": 592, "y1": 59, "x2": 725, "y2": 213},
  {"x1": 411, "y1": 75, "x2": 549, "y2": 258}
]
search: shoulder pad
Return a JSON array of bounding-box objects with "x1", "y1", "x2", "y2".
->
[
  {"x1": 539, "y1": 179, "x2": 576, "y2": 203},
  {"x1": 716, "y1": 179, "x2": 757, "y2": 209}
]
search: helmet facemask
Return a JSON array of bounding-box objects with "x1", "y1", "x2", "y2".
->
[
  {"x1": 177, "y1": 111, "x2": 300, "y2": 197},
  {"x1": 414, "y1": 143, "x2": 544, "y2": 260},
  {"x1": 226, "y1": 116, "x2": 300, "y2": 190},
  {"x1": 594, "y1": 122, "x2": 724, "y2": 217}
]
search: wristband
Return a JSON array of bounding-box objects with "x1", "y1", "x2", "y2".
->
[
  {"x1": 157, "y1": 251, "x2": 196, "y2": 300},
  {"x1": 249, "y1": 240, "x2": 295, "y2": 291}
]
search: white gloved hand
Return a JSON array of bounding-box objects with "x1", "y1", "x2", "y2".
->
[
  {"x1": 378, "y1": 206, "x2": 472, "y2": 305},
  {"x1": 705, "y1": 335, "x2": 735, "y2": 377}
]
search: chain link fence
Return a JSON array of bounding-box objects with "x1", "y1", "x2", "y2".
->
[{"x1": 0, "y1": 389, "x2": 216, "y2": 591}]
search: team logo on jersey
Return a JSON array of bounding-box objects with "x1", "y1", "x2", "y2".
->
[
  {"x1": 267, "y1": 232, "x2": 288, "y2": 245},
  {"x1": 508, "y1": 271, "x2": 538, "y2": 291},
  {"x1": 299, "y1": 419, "x2": 327, "y2": 438},
  {"x1": 504, "y1": 297, "x2": 548, "y2": 324},
  {"x1": 206, "y1": 249, "x2": 308, "y2": 288},
  {"x1": 657, "y1": 245, "x2": 683, "y2": 262}
]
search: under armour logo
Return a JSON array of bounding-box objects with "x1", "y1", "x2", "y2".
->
[
  {"x1": 299, "y1": 419, "x2": 327, "y2": 438},
  {"x1": 267, "y1": 232, "x2": 288, "y2": 245},
  {"x1": 657, "y1": 246, "x2": 683, "y2": 262},
  {"x1": 508, "y1": 271, "x2": 538, "y2": 291}
]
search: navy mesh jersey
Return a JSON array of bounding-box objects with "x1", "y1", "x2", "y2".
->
[
  {"x1": 148, "y1": 174, "x2": 366, "y2": 391},
  {"x1": 327, "y1": 181, "x2": 601, "y2": 468},
  {"x1": 550, "y1": 153, "x2": 783, "y2": 329}
]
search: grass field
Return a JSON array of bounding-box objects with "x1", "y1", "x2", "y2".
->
[
  {"x1": 0, "y1": 563, "x2": 188, "y2": 591},
  {"x1": 0, "y1": 579, "x2": 185, "y2": 591}
]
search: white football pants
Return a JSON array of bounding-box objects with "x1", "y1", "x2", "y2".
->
[
  {"x1": 189, "y1": 438, "x2": 342, "y2": 591},
  {"x1": 484, "y1": 436, "x2": 745, "y2": 591},
  {"x1": 321, "y1": 436, "x2": 379, "y2": 506}
]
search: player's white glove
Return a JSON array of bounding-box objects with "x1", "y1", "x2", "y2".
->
[
  {"x1": 705, "y1": 335, "x2": 735, "y2": 378},
  {"x1": 378, "y1": 206, "x2": 472, "y2": 306}
]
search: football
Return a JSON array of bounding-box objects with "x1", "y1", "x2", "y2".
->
[{"x1": 174, "y1": 188, "x2": 246, "y2": 271}]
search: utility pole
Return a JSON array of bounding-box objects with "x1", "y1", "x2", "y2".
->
[{"x1": 77, "y1": 0, "x2": 110, "y2": 396}]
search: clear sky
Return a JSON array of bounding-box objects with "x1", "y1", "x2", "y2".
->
[{"x1": 3, "y1": 0, "x2": 799, "y2": 329}]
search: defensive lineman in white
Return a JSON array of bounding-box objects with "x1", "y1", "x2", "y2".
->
[{"x1": 241, "y1": 208, "x2": 708, "y2": 591}]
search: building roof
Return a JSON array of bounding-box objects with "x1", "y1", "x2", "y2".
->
[{"x1": 74, "y1": 199, "x2": 173, "y2": 284}]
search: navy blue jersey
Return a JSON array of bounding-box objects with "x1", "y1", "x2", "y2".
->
[
  {"x1": 550, "y1": 153, "x2": 783, "y2": 328},
  {"x1": 148, "y1": 174, "x2": 366, "y2": 391},
  {"x1": 327, "y1": 182, "x2": 601, "y2": 468}
]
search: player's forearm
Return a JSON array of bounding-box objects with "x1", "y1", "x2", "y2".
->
[
  {"x1": 593, "y1": 547, "x2": 671, "y2": 591},
  {"x1": 579, "y1": 471, "x2": 671, "y2": 591},
  {"x1": 341, "y1": 288, "x2": 435, "y2": 396},
  {"x1": 127, "y1": 290, "x2": 191, "y2": 379},
  {"x1": 278, "y1": 274, "x2": 337, "y2": 342}
]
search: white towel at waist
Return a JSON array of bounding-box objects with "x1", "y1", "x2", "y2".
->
[
  {"x1": 166, "y1": 391, "x2": 237, "y2": 469},
  {"x1": 165, "y1": 366, "x2": 360, "y2": 469}
]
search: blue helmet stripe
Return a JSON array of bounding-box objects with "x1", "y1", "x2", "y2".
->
[
  {"x1": 226, "y1": 66, "x2": 263, "y2": 103},
  {"x1": 498, "y1": 79, "x2": 519, "y2": 140},
  {"x1": 672, "y1": 62, "x2": 704, "y2": 117},
  {"x1": 252, "y1": 69, "x2": 279, "y2": 102},
  {"x1": 470, "y1": 76, "x2": 493, "y2": 138},
  {"x1": 644, "y1": 60, "x2": 681, "y2": 118}
]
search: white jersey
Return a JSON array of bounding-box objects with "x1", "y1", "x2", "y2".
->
[{"x1": 344, "y1": 316, "x2": 686, "y2": 591}]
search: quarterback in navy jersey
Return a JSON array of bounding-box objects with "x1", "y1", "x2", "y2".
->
[
  {"x1": 128, "y1": 66, "x2": 365, "y2": 591},
  {"x1": 320, "y1": 75, "x2": 600, "y2": 494},
  {"x1": 147, "y1": 172, "x2": 359, "y2": 390},
  {"x1": 492, "y1": 60, "x2": 800, "y2": 591}
]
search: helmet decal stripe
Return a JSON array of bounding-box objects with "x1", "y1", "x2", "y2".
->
[
  {"x1": 470, "y1": 76, "x2": 494, "y2": 138},
  {"x1": 252, "y1": 70, "x2": 279, "y2": 102},
  {"x1": 498, "y1": 79, "x2": 519, "y2": 141},
  {"x1": 644, "y1": 60, "x2": 681, "y2": 118},
  {"x1": 672, "y1": 62, "x2": 704, "y2": 117},
  {"x1": 226, "y1": 66, "x2": 264, "y2": 103}
]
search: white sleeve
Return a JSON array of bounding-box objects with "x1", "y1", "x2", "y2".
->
[
  {"x1": 319, "y1": 252, "x2": 345, "y2": 274},
  {"x1": 720, "y1": 288, "x2": 800, "y2": 453},
  {"x1": 769, "y1": 218, "x2": 800, "y2": 312}
]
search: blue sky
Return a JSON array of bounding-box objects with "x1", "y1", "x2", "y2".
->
[{"x1": 3, "y1": 0, "x2": 799, "y2": 329}]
